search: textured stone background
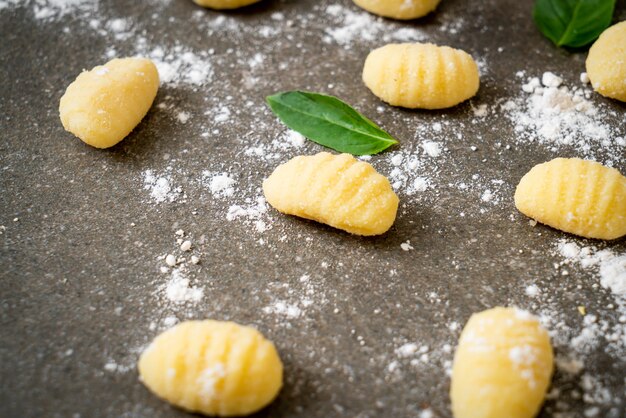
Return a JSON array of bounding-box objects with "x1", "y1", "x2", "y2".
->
[{"x1": 1, "y1": 0, "x2": 625, "y2": 417}]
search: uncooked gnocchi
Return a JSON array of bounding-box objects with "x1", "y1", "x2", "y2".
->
[
  {"x1": 451, "y1": 307, "x2": 554, "y2": 418},
  {"x1": 586, "y1": 21, "x2": 626, "y2": 102},
  {"x1": 352, "y1": 0, "x2": 441, "y2": 20},
  {"x1": 263, "y1": 152, "x2": 399, "y2": 236},
  {"x1": 193, "y1": 0, "x2": 261, "y2": 9},
  {"x1": 59, "y1": 57, "x2": 159, "y2": 149},
  {"x1": 363, "y1": 43, "x2": 480, "y2": 109},
  {"x1": 138, "y1": 320, "x2": 283, "y2": 417},
  {"x1": 515, "y1": 158, "x2": 626, "y2": 240}
]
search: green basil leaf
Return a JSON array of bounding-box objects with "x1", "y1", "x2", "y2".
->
[
  {"x1": 533, "y1": 0, "x2": 615, "y2": 48},
  {"x1": 266, "y1": 91, "x2": 398, "y2": 156}
]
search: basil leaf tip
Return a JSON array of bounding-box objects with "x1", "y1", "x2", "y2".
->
[
  {"x1": 266, "y1": 91, "x2": 398, "y2": 156},
  {"x1": 533, "y1": 0, "x2": 615, "y2": 48}
]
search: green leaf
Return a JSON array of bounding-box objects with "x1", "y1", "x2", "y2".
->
[
  {"x1": 266, "y1": 91, "x2": 398, "y2": 156},
  {"x1": 533, "y1": 0, "x2": 615, "y2": 48}
]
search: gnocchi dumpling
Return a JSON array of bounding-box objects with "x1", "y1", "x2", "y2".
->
[
  {"x1": 138, "y1": 320, "x2": 283, "y2": 417},
  {"x1": 363, "y1": 43, "x2": 480, "y2": 109},
  {"x1": 193, "y1": 0, "x2": 261, "y2": 10},
  {"x1": 515, "y1": 158, "x2": 626, "y2": 240},
  {"x1": 352, "y1": 0, "x2": 441, "y2": 20},
  {"x1": 59, "y1": 57, "x2": 159, "y2": 149},
  {"x1": 586, "y1": 21, "x2": 626, "y2": 102},
  {"x1": 263, "y1": 152, "x2": 399, "y2": 236},
  {"x1": 451, "y1": 307, "x2": 554, "y2": 418}
]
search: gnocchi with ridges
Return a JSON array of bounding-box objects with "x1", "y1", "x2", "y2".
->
[
  {"x1": 515, "y1": 158, "x2": 626, "y2": 240},
  {"x1": 363, "y1": 43, "x2": 480, "y2": 109},
  {"x1": 263, "y1": 152, "x2": 399, "y2": 236},
  {"x1": 138, "y1": 320, "x2": 283, "y2": 417}
]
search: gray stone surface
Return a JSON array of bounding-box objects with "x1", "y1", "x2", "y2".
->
[{"x1": 0, "y1": 0, "x2": 625, "y2": 417}]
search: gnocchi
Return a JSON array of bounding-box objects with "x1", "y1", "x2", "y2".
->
[
  {"x1": 451, "y1": 307, "x2": 554, "y2": 418},
  {"x1": 138, "y1": 320, "x2": 283, "y2": 417},
  {"x1": 515, "y1": 158, "x2": 626, "y2": 240},
  {"x1": 263, "y1": 152, "x2": 399, "y2": 236},
  {"x1": 193, "y1": 0, "x2": 261, "y2": 10},
  {"x1": 586, "y1": 21, "x2": 626, "y2": 102},
  {"x1": 352, "y1": 0, "x2": 441, "y2": 20},
  {"x1": 59, "y1": 57, "x2": 159, "y2": 149},
  {"x1": 362, "y1": 43, "x2": 480, "y2": 109}
]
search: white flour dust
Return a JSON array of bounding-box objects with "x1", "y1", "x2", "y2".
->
[{"x1": 503, "y1": 72, "x2": 624, "y2": 161}]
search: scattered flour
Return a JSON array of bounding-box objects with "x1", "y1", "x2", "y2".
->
[
  {"x1": 262, "y1": 301, "x2": 302, "y2": 319},
  {"x1": 243, "y1": 129, "x2": 308, "y2": 163},
  {"x1": 525, "y1": 284, "x2": 540, "y2": 298},
  {"x1": 504, "y1": 72, "x2": 623, "y2": 160},
  {"x1": 103, "y1": 360, "x2": 132, "y2": 373},
  {"x1": 422, "y1": 141, "x2": 442, "y2": 158},
  {"x1": 261, "y1": 274, "x2": 327, "y2": 325},
  {"x1": 197, "y1": 363, "x2": 226, "y2": 399},
  {"x1": 418, "y1": 409, "x2": 435, "y2": 418},
  {"x1": 555, "y1": 239, "x2": 626, "y2": 297},
  {"x1": 164, "y1": 268, "x2": 204, "y2": 304},
  {"x1": 31, "y1": 0, "x2": 96, "y2": 20},
  {"x1": 381, "y1": 147, "x2": 437, "y2": 198},
  {"x1": 203, "y1": 171, "x2": 236, "y2": 198},
  {"x1": 395, "y1": 343, "x2": 419, "y2": 357},
  {"x1": 176, "y1": 111, "x2": 190, "y2": 124},
  {"x1": 143, "y1": 169, "x2": 182, "y2": 204},
  {"x1": 226, "y1": 196, "x2": 271, "y2": 233},
  {"x1": 323, "y1": 4, "x2": 427, "y2": 46},
  {"x1": 213, "y1": 105, "x2": 231, "y2": 124}
]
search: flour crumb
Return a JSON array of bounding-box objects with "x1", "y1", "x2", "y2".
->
[
  {"x1": 164, "y1": 269, "x2": 204, "y2": 304},
  {"x1": 177, "y1": 111, "x2": 190, "y2": 124},
  {"x1": 525, "y1": 284, "x2": 540, "y2": 298},
  {"x1": 418, "y1": 408, "x2": 434, "y2": 418},
  {"x1": 580, "y1": 72, "x2": 590, "y2": 84},
  {"x1": 422, "y1": 141, "x2": 442, "y2": 158},
  {"x1": 263, "y1": 301, "x2": 302, "y2": 318},
  {"x1": 203, "y1": 172, "x2": 236, "y2": 198},
  {"x1": 143, "y1": 169, "x2": 182, "y2": 204}
]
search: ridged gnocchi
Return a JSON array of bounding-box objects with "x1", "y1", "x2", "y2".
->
[
  {"x1": 515, "y1": 158, "x2": 626, "y2": 240},
  {"x1": 138, "y1": 320, "x2": 283, "y2": 417},
  {"x1": 451, "y1": 307, "x2": 554, "y2": 418},
  {"x1": 362, "y1": 43, "x2": 480, "y2": 109},
  {"x1": 352, "y1": 0, "x2": 441, "y2": 20},
  {"x1": 193, "y1": 0, "x2": 261, "y2": 10},
  {"x1": 263, "y1": 152, "x2": 399, "y2": 236},
  {"x1": 586, "y1": 21, "x2": 626, "y2": 102},
  {"x1": 59, "y1": 57, "x2": 159, "y2": 149}
]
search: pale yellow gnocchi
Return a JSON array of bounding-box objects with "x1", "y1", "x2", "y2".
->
[
  {"x1": 59, "y1": 57, "x2": 159, "y2": 149},
  {"x1": 352, "y1": 0, "x2": 441, "y2": 20},
  {"x1": 138, "y1": 320, "x2": 283, "y2": 417},
  {"x1": 451, "y1": 307, "x2": 554, "y2": 418},
  {"x1": 515, "y1": 158, "x2": 626, "y2": 240},
  {"x1": 193, "y1": 0, "x2": 261, "y2": 10},
  {"x1": 586, "y1": 21, "x2": 626, "y2": 102},
  {"x1": 263, "y1": 152, "x2": 399, "y2": 236},
  {"x1": 363, "y1": 43, "x2": 480, "y2": 109}
]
